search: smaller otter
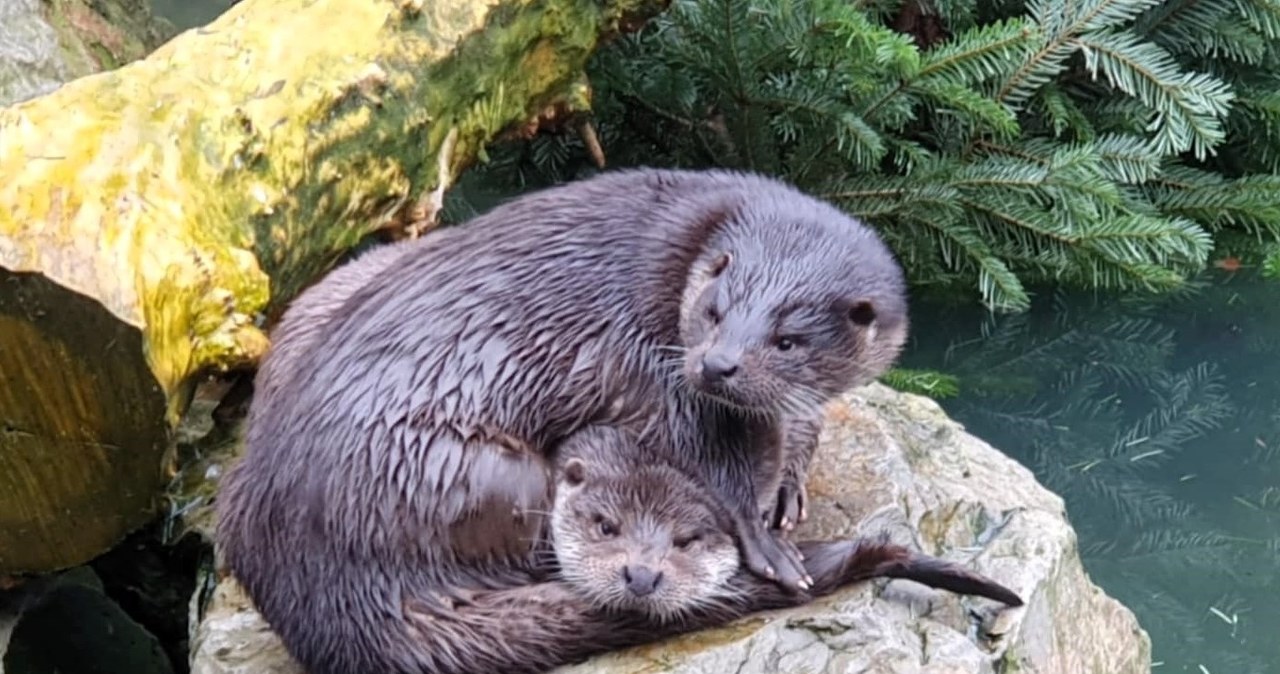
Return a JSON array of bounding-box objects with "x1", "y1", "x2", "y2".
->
[
  {"x1": 551, "y1": 425, "x2": 1024, "y2": 625},
  {"x1": 384, "y1": 424, "x2": 1021, "y2": 674}
]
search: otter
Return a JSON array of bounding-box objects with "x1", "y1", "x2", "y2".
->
[
  {"x1": 250, "y1": 240, "x2": 416, "y2": 401},
  {"x1": 550, "y1": 425, "x2": 1022, "y2": 618},
  {"x1": 217, "y1": 168, "x2": 908, "y2": 673},
  {"x1": 673, "y1": 198, "x2": 909, "y2": 534},
  {"x1": 362, "y1": 425, "x2": 1024, "y2": 674}
]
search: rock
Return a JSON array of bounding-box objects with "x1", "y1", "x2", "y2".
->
[
  {"x1": 553, "y1": 383, "x2": 1153, "y2": 674},
  {"x1": 187, "y1": 568, "x2": 303, "y2": 674},
  {"x1": 0, "y1": 566, "x2": 174, "y2": 674},
  {"x1": 0, "y1": 0, "x2": 70, "y2": 105},
  {"x1": 187, "y1": 383, "x2": 1152, "y2": 674},
  {"x1": 0, "y1": 0, "x2": 174, "y2": 107}
]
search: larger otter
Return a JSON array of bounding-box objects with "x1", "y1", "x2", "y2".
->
[
  {"x1": 368, "y1": 425, "x2": 1023, "y2": 674},
  {"x1": 250, "y1": 240, "x2": 416, "y2": 400},
  {"x1": 217, "y1": 168, "x2": 908, "y2": 673}
]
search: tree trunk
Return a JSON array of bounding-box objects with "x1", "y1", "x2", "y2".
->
[{"x1": 0, "y1": 0, "x2": 667, "y2": 574}]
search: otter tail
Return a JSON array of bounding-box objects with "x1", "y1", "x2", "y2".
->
[{"x1": 797, "y1": 537, "x2": 1024, "y2": 607}]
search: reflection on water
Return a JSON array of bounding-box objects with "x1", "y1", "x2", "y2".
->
[
  {"x1": 904, "y1": 271, "x2": 1280, "y2": 673},
  {"x1": 151, "y1": 0, "x2": 236, "y2": 31}
]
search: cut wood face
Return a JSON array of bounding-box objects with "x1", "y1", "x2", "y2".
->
[{"x1": 0, "y1": 269, "x2": 170, "y2": 574}]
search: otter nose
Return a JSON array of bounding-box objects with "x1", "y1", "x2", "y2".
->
[
  {"x1": 622, "y1": 565, "x2": 663, "y2": 597},
  {"x1": 700, "y1": 350, "x2": 740, "y2": 384}
]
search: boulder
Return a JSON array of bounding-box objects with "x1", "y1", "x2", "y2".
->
[
  {"x1": 0, "y1": 566, "x2": 173, "y2": 674},
  {"x1": 0, "y1": 0, "x2": 174, "y2": 107},
  {"x1": 187, "y1": 383, "x2": 1152, "y2": 674}
]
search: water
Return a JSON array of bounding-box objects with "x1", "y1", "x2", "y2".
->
[
  {"x1": 150, "y1": 0, "x2": 235, "y2": 31},
  {"x1": 903, "y1": 269, "x2": 1280, "y2": 673}
]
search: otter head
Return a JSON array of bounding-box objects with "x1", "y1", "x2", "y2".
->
[
  {"x1": 677, "y1": 196, "x2": 909, "y2": 416},
  {"x1": 551, "y1": 436, "x2": 738, "y2": 622}
]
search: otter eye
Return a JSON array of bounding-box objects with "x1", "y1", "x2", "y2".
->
[
  {"x1": 775, "y1": 336, "x2": 798, "y2": 352},
  {"x1": 705, "y1": 306, "x2": 721, "y2": 324},
  {"x1": 674, "y1": 533, "x2": 702, "y2": 549},
  {"x1": 592, "y1": 514, "x2": 619, "y2": 537}
]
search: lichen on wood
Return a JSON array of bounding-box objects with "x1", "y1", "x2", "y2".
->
[{"x1": 0, "y1": 0, "x2": 669, "y2": 574}]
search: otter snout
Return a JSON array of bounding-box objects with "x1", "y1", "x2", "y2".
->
[
  {"x1": 699, "y1": 348, "x2": 741, "y2": 385},
  {"x1": 622, "y1": 565, "x2": 664, "y2": 597}
]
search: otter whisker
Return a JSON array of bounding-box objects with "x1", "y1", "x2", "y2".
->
[{"x1": 693, "y1": 388, "x2": 772, "y2": 422}]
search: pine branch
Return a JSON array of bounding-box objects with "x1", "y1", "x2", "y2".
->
[
  {"x1": 907, "y1": 212, "x2": 1033, "y2": 310},
  {"x1": 1148, "y1": 169, "x2": 1280, "y2": 236},
  {"x1": 997, "y1": 0, "x2": 1166, "y2": 106},
  {"x1": 1034, "y1": 83, "x2": 1098, "y2": 139},
  {"x1": 1074, "y1": 29, "x2": 1234, "y2": 159},
  {"x1": 1235, "y1": 0, "x2": 1280, "y2": 39},
  {"x1": 475, "y1": 0, "x2": 1277, "y2": 313},
  {"x1": 880, "y1": 367, "x2": 962, "y2": 398}
]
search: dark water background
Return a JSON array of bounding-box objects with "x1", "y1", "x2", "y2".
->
[
  {"x1": 149, "y1": 0, "x2": 235, "y2": 32},
  {"x1": 146, "y1": 4, "x2": 1280, "y2": 672},
  {"x1": 904, "y1": 269, "x2": 1280, "y2": 673}
]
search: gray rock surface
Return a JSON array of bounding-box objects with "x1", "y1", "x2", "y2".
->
[
  {"x1": 0, "y1": 0, "x2": 174, "y2": 108},
  {"x1": 0, "y1": 0, "x2": 70, "y2": 105},
  {"x1": 188, "y1": 383, "x2": 1152, "y2": 674}
]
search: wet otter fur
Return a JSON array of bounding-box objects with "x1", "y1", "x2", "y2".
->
[
  {"x1": 216, "y1": 168, "x2": 910, "y2": 674},
  {"x1": 250, "y1": 241, "x2": 416, "y2": 401}
]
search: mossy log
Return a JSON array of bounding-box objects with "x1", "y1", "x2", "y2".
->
[{"x1": 0, "y1": 0, "x2": 666, "y2": 574}]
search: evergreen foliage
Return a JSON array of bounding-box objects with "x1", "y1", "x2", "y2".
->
[
  {"x1": 461, "y1": 0, "x2": 1280, "y2": 312},
  {"x1": 878, "y1": 367, "x2": 961, "y2": 397},
  {"x1": 906, "y1": 275, "x2": 1280, "y2": 670}
]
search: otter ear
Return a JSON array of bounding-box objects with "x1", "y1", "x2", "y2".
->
[
  {"x1": 709, "y1": 251, "x2": 732, "y2": 278},
  {"x1": 563, "y1": 458, "x2": 588, "y2": 487},
  {"x1": 846, "y1": 298, "x2": 877, "y2": 327}
]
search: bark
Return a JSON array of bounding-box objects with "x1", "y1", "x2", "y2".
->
[{"x1": 0, "y1": 0, "x2": 667, "y2": 574}]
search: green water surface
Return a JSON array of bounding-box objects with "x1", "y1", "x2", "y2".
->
[
  {"x1": 904, "y1": 269, "x2": 1280, "y2": 673},
  {"x1": 150, "y1": 0, "x2": 235, "y2": 31}
]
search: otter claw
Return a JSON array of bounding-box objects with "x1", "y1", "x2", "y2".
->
[
  {"x1": 736, "y1": 515, "x2": 810, "y2": 592},
  {"x1": 768, "y1": 480, "x2": 808, "y2": 534}
]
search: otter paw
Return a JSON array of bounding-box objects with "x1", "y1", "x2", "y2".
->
[
  {"x1": 737, "y1": 516, "x2": 812, "y2": 592},
  {"x1": 769, "y1": 480, "x2": 808, "y2": 533}
]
